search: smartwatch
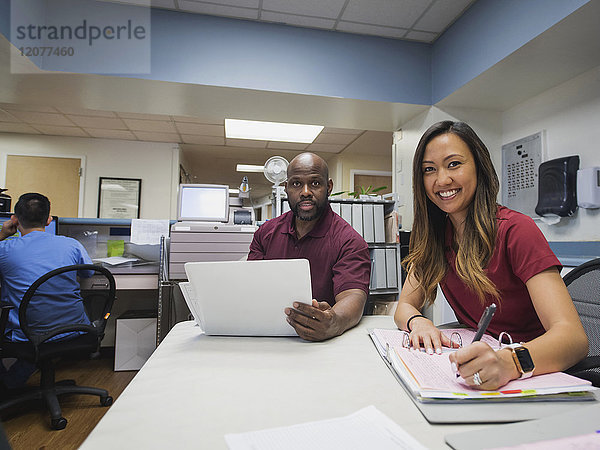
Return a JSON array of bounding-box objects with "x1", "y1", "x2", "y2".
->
[{"x1": 506, "y1": 343, "x2": 535, "y2": 379}]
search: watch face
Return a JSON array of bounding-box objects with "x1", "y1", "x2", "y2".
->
[{"x1": 515, "y1": 346, "x2": 535, "y2": 372}]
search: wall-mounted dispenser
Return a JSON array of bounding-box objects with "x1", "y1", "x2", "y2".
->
[
  {"x1": 535, "y1": 155, "x2": 579, "y2": 223},
  {"x1": 577, "y1": 167, "x2": 600, "y2": 209}
]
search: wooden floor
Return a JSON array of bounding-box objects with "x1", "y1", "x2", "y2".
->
[{"x1": 1, "y1": 354, "x2": 136, "y2": 450}]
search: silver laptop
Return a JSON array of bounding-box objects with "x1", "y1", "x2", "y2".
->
[{"x1": 182, "y1": 259, "x2": 312, "y2": 336}]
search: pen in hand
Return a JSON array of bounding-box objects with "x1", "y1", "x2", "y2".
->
[{"x1": 455, "y1": 303, "x2": 497, "y2": 378}]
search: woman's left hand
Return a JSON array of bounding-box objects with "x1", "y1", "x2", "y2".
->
[{"x1": 448, "y1": 342, "x2": 519, "y2": 390}]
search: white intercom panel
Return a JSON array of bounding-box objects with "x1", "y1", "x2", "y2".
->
[{"x1": 501, "y1": 132, "x2": 543, "y2": 217}]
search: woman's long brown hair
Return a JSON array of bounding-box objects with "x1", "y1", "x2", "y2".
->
[{"x1": 403, "y1": 121, "x2": 500, "y2": 305}]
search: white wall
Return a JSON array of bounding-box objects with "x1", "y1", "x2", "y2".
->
[
  {"x1": 0, "y1": 134, "x2": 180, "y2": 219},
  {"x1": 394, "y1": 106, "x2": 503, "y2": 230},
  {"x1": 502, "y1": 65, "x2": 600, "y2": 241}
]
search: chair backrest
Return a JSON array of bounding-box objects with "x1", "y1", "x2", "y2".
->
[
  {"x1": 563, "y1": 258, "x2": 600, "y2": 358},
  {"x1": 19, "y1": 264, "x2": 116, "y2": 346}
]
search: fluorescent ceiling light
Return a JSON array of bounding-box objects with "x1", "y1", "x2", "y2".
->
[
  {"x1": 236, "y1": 164, "x2": 264, "y2": 173},
  {"x1": 229, "y1": 188, "x2": 239, "y2": 194},
  {"x1": 225, "y1": 119, "x2": 323, "y2": 143}
]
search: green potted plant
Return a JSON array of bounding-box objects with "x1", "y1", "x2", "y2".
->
[{"x1": 331, "y1": 185, "x2": 387, "y2": 200}]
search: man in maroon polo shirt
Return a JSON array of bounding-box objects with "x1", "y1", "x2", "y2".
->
[{"x1": 248, "y1": 152, "x2": 371, "y2": 341}]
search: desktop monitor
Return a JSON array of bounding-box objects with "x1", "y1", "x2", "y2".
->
[
  {"x1": 0, "y1": 212, "x2": 59, "y2": 237},
  {"x1": 177, "y1": 184, "x2": 229, "y2": 222}
]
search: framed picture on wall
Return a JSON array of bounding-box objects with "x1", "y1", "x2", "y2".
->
[{"x1": 98, "y1": 177, "x2": 142, "y2": 219}]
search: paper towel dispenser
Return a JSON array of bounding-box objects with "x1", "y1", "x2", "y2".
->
[{"x1": 535, "y1": 155, "x2": 579, "y2": 218}]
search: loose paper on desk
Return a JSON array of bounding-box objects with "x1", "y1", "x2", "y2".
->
[
  {"x1": 224, "y1": 405, "x2": 426, "y2": 450},
  {"x1": 130, "y1": 219, "x2": 170, "y2": 245}
]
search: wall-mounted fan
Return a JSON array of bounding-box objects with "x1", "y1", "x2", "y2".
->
[{"x1": 264, "y1": 156, "x2": 289, "y2": 217}]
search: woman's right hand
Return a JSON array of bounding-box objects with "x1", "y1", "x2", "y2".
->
[{"x1": 408, "y1": 316, "x2": 453, "y2": 354}]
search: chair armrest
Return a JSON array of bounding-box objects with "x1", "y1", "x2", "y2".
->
[
  {"x1": 0, "y1": 304, "x2": 15, "y2": 348},
  {"x1": 29, "y1": 324, "x2": 99, "y2": 347},
  {"x1": 566, "y1": 356, "x2": 600, "y2": 374}
]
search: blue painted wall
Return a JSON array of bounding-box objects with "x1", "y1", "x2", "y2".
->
[
  {"x1": 0, "y1": 0, "x2": 591, "y2": 105},
  {"x1": 432, "y1": 0, "x2": 590, "y2": 103},
  {"x1": 143, "y1": 9, "x2": 431, "y2": 105}
]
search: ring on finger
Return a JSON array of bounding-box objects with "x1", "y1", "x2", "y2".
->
[{"x1": 473, "y1": 371, "x2": 483, "y2": 386}]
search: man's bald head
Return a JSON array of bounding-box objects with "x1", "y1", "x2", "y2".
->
[{"x1": 287, "y1": 152, "x2": 329, "y2": 180}]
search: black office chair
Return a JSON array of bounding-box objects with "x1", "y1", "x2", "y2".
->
[
  {"x1": 563, "y1": 258, "x2": 600, "y2": 387},
  {"x1": 0, "y1": 264, "x2": 116, "y2": 430}
]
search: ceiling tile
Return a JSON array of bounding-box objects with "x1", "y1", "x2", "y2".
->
[
  {"x1": 414, "y1": 0, "x2": 474, "y2": 33},
  {"x1": 33, "y1": 125, "x2": 89, "y2": 137},
  {"x1": 226, "y1": 138, "x2": 268, "y2": 148},
  {"x1": 404, "y1": 30, "x2": 437, "y2": 43},
  {"x1": 151, "y1": 0, "x2": 176, "y2": 8},
  {"x1": 313, "y1": 133, "x2": 357, "y2": 145},
  {"x1": 262, "y1": 0, "x2": 346, "y2": 19},
  {"x1": 67, "y1": 116, "x2": 128, "y2": 129},
  {"x1": 336, "y1": 22, "x2": 407, "y2": 39},
  {"x1": 55, "y1": 107, "x2": 117, "y2": 117},
  {"x1": 342, "y1": 0, "x2": 431, "y2": 28},
  {"x1": 132, "y1": 131, "x2": 180, "y2": 142},
  {"x1": 176, "y1": 122, "x2": 224, "y2": 136},
  {"x1": 85, "y1": 129, "x2": 137, "y2": 139},
  {"x1": 266, "y1": 141, "x2": 309, "y2": 150},
  {"x1": 322, "y1": 127, "x2": 363, "y2": 135},
  {"x1": 261, "y1": 11, "x2": 335, "y2": 29},
  {"x1": 173, "y1": 115, "x2": 222, "y2": 124},
  {"x1": 123, "y1": 118, "x2": 177, "y2": 132},
  {"x1": 8, "y1": 111, "x2": 75, "y2": 126},
  {"x1": 305, "y1": 143, "x2": 346, "y2": 153},
  {"x1": 0, "y1": 110, "x2": 21, "y2": 123},
  {"x1": 118, "y1": 111, "x2": 173, "y2": 120},
  {"x1": 179, "y1": 1, "x2": 259, "y2": 19},
  {"x1": 0, "y1": 123, "x2": 41, "y2": 134},
  {"x1": 181, "y1": 135, "x2": 225, "y2": 145},
  {"x1": 0, "y1": 103, "x2": 59, "y2": 113},
  {"x1": 190, "y1": 0, "x2": 259, "y2": 7}
]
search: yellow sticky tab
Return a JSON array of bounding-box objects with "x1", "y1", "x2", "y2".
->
[{"x1": 104, "y1": 313, "x2": 111, "y2": 320}]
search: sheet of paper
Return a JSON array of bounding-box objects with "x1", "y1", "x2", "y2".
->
[
  {"x1": 224, "y1": 405, "x2": 426, "y2": 450},
  {"x1": 94, "y1": 256, "x2": 139, "y2": 266},
  {"x1": 130, "y1": 219, "x2": 170, "y2": 245},
  {"x1": 489, "y1": 431, "x2": 600, "y2": 449}
]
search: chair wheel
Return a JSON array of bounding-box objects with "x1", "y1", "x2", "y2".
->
[
  {"x1": 101, "y1": 396, "x2": 113, "y2": 407},
  {"x1": 51, "y1": 417, "x2": 67, "y2": 430}
]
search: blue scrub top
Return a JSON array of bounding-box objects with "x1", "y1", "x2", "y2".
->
[{"x1": 0, "y1": 231, "x2": 93, "y2": 342}]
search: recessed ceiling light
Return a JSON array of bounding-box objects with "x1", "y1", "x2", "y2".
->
[
  {"x1": 225, "y1": 118, "x2": 323, "y2": 143},
  {"x1": 236, "y1": 164, "x2": 264, "y2": 173}
]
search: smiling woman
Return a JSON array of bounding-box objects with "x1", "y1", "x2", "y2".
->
[{"x1": 393, "y1": 121, "x2": 588, "y2": 391}]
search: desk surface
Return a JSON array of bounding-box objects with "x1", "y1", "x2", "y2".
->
[{"x1": 80, "y1": 317, "x2": 493, "y2": 449}]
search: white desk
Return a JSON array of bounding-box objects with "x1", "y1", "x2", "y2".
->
[{"x1": 80, "y1": 316, "x2": 490, "y2": 449}]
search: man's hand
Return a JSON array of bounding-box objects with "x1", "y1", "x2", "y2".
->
[
  {"x1": 0, "y1": 216, "x2": 18, "y2": 240},
  {"x1": 285, "y1": 300, "x2": 341, "y2": 342}
]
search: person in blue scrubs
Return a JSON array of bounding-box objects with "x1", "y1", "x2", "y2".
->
[{"x1": 0, "y1": 193, "x2": 93, "y2": 392}]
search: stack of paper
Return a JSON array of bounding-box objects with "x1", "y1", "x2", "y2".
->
[{"x1": 370, "y1": 328, "x2": 596, "y2": 402}]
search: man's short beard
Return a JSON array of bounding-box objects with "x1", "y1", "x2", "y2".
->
[{"x1": 290, "y1": 201, "x2": 327, "y2": 222}]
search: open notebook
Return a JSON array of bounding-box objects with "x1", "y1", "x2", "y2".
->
[{"x1": 370, "y1": 328, "x2": 596, "y2": 403}]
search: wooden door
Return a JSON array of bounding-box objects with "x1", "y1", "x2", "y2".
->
[
  {"x1": 354, "y1": 174, "x2": 392, "y2": 196},
  {"x1": 5, "y1": 155, "x2": 81, "y2": 217}
]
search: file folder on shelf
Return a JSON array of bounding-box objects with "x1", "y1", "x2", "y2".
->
[
  {"x1": 373, "y1": 204, "x2": 385, "y2": 243},
  {"x1": 351, "y1": 203, "x2": 363, "y2": 237},
  {"x1": 340, "y1": 203, "x2": 352, "y2": 225},
  {"x1": 385, "y1": 248, "x2": 398, "y2": 288},
  {"x1": 362, "y1": 203, "x2": 375, "y2": 243}
]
